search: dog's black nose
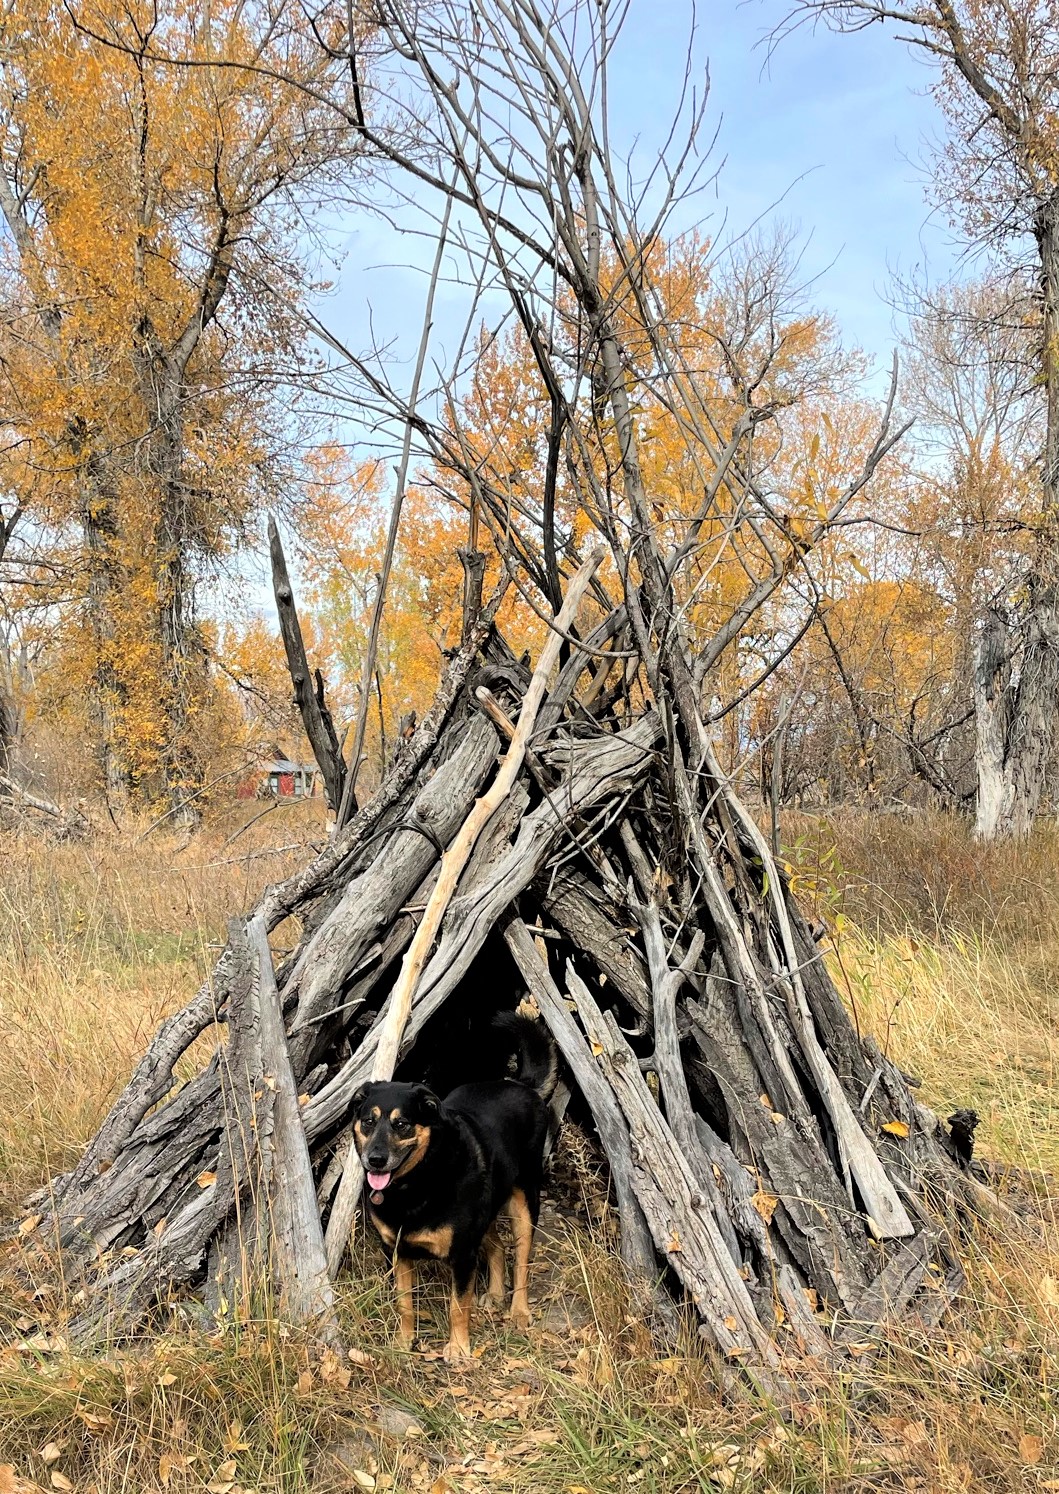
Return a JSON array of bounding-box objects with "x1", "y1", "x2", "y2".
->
[{"x1": 366, "y1": 1151, "x2": 388, "y2": 1169}]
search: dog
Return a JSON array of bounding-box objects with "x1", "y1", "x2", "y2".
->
[{"x1": 350, "y1": 1012, "x2": 558, "y2": 1361}]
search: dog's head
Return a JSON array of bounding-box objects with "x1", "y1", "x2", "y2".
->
[{"x1": 350, "y1": 1081, "x2": 439, "y2": 1195}]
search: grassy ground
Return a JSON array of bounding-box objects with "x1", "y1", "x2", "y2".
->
[{"x1": 0, "y1": 810, "x2": 1056, "y2": 1492}]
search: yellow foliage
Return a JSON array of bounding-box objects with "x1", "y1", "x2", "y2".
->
[{"x1": 0, "y1": 0, "x2": 360, "y2": 801}]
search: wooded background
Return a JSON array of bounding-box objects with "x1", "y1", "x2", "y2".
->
[{"x1": 0, "y1": 0, "x2": 1057, "y2": 842}]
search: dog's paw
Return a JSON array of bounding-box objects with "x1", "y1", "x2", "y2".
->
[
  {"x1": 482, "y1": 1288, "x2": 505, "y2": 1310},
  {"x1": 442, "y1": 1338, "x2": 472, "y2": 1363},
  {"x1": 508, "y1": 1304, "x2": 533, "y2": 1331}
]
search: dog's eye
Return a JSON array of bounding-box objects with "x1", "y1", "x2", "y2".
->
[{"x1": 392, "y1": 1117, "x2": 413, "y2": 1136}]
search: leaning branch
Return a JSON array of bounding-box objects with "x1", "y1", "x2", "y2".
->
[{"x1": 268, "y1": 515, "x2": 347, "y2": 815}]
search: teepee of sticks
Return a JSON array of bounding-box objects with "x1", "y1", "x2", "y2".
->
[
  {"x1": 18, "y1": 0, "x2": 1008, "y2": 1397},
  {"x1": 26, "y1": 538, "x2": 993, "y2": 1392}
]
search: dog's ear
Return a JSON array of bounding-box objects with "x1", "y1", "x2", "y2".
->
[
  {"x1": 410, "y1": 1084, "x2": 440, "y2": 1120},
  {"x1": 351, "y1": 1083, "x2": 370, "y2": 1113}
]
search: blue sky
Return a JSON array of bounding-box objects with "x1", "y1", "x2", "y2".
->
[{"x1": 313, "y1": 0, "x2": 962, "y2": 404}]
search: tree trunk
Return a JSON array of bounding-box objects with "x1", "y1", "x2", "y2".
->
[
  {"x1": 269, "y1": 517, "x2": 347, "y2": 815},
  {"x1": 0, "y1": 670, "x2": 14, "y2": 787},
  {"x1": 79, "y1": 484, "x2": 128, "y2": 801},
  {"x1": 973, "y1": 608, "x2": 1012, "y2": 839},
  {"x1": 977, "y1": 198, "x2": 1059, "y2": 838},
  {"x1": 151, "y1": 360, "x2": 203, "y2": 824}
]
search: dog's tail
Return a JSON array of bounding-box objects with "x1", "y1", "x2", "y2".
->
[{"x1": 492, "y1": 1010, "x2": 559, "y2": 1101}]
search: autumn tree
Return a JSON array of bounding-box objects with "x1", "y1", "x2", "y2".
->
[
  {"x1": 900, "y1": 279, "x2": 1040, "y2": 831},
  {"x1": 0, "y1": 0, "x2": 363, "y2": 815},
  {"x1": 431, "y1": 225, "x2": 901, "y2": 758},
  {"x1": 789, "y1": 0, "x2": 1059, "y2": 836},
  {"x1": 755, "y1": 573, "x2": 967, "y2": 808}
]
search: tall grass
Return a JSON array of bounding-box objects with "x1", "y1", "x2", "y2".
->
[
  {"x1": 0, "y1": 810, "x2": 1055, "y2": 1491},
  {"x1": 0, "y1": 815, "x2": 315, "y2": 1203}
]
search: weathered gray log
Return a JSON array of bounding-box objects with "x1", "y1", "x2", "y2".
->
[
  {"x1": 539, "y1": 866, "x2": 652, "y2": 1019},
  {"x1": 269, "y1": 515, "x2": 347, "y2": 813},
  {"x1": 710, "y1": 750, "x2": 914, "y2": 1240},
  {"x1": 248, "y1": 917, "x2": 342, "y2": 1346},
  {"x1": 685, "y1": 971, "x2": 870, "y2": 1312},
  {"x1": 562, "y1": 962, "x2": 783, "y2": 1391},
  {"x1": 634, "y1": 897, "x2": 741, "y2": 1266},
  {"x1": 503, "y1": 917, "x2": 656, "y2": 1283},
  {"x1": 284, "y1": 713, "x2": 500, "y2": 1068},
  {"x1": 68, "y1": 923, "x2": 264, "y2": 1344},
  {"x1": 692, "y1": 1116, "x2": 772, "y2": 1265},
  {"x1": 536, "y1": 605, "x2": 628, "y2": 733},
  {"x1": 305, "y1": 713, "x2": 662, "y2": 1143}
]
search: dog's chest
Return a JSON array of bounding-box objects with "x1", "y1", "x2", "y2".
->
[{"x1": 368, "y1": 1205, "x2": 454, "y2": 1260}]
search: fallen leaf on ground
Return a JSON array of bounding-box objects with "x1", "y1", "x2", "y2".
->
[
  {"x1": 206, "y1": 1460, "x2": 238, "y2": 1494},
  {"x1": 1018, "y1": 1434, "x2": 1043, "y2": 1465}
]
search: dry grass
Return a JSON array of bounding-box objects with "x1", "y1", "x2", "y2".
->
[
  {"x1": 786, "y1": 812, "x2": 1059, "y2": 1175},
  {"x1": 0, "y1": 808, "x2": 321, "y2": 1204},
  {"x1": 0, "y1": 810, "x2": 1056, "y2": 1491}
]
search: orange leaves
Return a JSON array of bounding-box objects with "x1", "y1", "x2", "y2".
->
[{"x1": 0, "y1": 0, "x2": 366, "y2": 798}]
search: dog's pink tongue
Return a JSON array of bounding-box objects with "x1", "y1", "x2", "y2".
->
[{"x1": 367, "y1": 1170, "x2": 392, "y2": 1191}]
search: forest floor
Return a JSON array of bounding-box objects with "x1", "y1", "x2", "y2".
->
[{"x1": 0, "y1": 803, "x2": 1056, "y2": 1492}]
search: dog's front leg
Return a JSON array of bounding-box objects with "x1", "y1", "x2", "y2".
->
[
  {"x1": 443, "y1": 1259, "x2": 475, "y2": 1362},
  {"x1": 394, "y1": 1255, "x2": 416, "y2": 1348}
]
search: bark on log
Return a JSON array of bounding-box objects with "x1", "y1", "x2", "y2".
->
[
  {"x1": 285, "y1": 713, "x2": 500, "y2": 1067},
  {"x1": 268, "y1": 515, "x2": 347, "y2": 814},
  {"x1": 248, "y1": 917, "x2": 342, "y2": 1347},
  {"x1": 503, "y1": 918, "x2": 657, "y2": 1284},
  {"x1": 563, "y1": 963, "x2": 783, "y2": 1389}
]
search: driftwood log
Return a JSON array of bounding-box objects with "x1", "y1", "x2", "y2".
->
[{"x1": 23, "y1": 556, "x2": 992, "y2": 1385}]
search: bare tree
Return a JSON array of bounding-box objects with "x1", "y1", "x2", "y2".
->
[
  {"x1": 899, "y1": 278, "x2": 1041, "y2": 831},
  {"x1": 784, "y1": 0, "x2": 1059, "y2": 835}
]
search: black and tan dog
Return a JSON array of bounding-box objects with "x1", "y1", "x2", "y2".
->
[{"x1": 351, "y1": 1013, "x2": 557, "y2": 1360}]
